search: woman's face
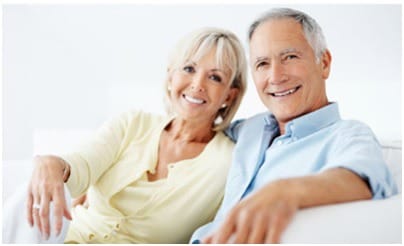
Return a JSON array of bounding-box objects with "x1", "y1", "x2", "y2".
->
[{"x1": 168, "y1": 48, "x2": 238, "y2": 126}]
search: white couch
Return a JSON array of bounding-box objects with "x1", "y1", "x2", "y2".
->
[{"x1": 2, "y1": 131, "x2": 401, "y2": 243}]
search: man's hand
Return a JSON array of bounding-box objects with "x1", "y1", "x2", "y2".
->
[{"x1": 203, "y1": 179, "x2": 299, "y2": 243}]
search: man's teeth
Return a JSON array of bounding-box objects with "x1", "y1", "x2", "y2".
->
[
  {"x1": 184, "y1": 95, "x2": 205, "y2": 104},
  {"x1": 272, "y1": 87, "x2": 299, "y2": 97}
]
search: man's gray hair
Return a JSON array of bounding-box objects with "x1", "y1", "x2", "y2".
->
[{"x1": 248, "y1": 8, "x2": 327, "y2": 61}]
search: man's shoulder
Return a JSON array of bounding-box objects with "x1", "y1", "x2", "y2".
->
[
  {"x1": 225, "y1": 112, "x2": 271, "y2": 142},
  {"x1": 239, "y1": 112, "x2": 271, "y2": 128},
  {"x1": 333, "y1": 119, "x2": 375, "y2": 136}
]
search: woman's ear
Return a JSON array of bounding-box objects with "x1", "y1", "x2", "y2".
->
[{"x1": 224, "y1": 88, "x2": 240, "y2": 106}]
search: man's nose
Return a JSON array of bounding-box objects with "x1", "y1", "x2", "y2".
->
[{"x1": 268, "y1": 62, "x2": 287, "y2": 85}]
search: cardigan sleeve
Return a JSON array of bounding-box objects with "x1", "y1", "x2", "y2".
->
[{"x1": 60, "y1": 111, "x2": 137, "y2": 197}]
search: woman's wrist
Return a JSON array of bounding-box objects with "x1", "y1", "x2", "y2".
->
[{"x1": 60, "y1": 158, "x2": 71, "y2": 183}]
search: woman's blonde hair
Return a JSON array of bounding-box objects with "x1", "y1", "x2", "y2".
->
[{"x1": 164, "y1": 27, "x2": 247, "y2": 131}]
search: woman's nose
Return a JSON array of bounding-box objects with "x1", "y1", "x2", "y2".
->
[{"x1": 190, "y1": 73, "x2": 205, "y2": 92}]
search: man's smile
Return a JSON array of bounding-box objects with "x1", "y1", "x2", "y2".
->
[{"x1": 269, "y1": 85, "x2": 301, "y2": 97}]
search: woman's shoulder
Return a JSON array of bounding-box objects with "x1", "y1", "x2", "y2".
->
[
  {"x1": 116, "y1": 110, "x2": 167, "y2": 127},
  {"x1": 211, "y1": 131, "x2": 236, "y2": 151}
]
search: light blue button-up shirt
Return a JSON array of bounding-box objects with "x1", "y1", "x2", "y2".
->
[{"x1": 191, "y1": 103, "x2": 397, "y2": 243}]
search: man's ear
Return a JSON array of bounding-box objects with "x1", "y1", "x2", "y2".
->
[{"x1": 321, "y1": 49, "x2": 332, "y2": 79}]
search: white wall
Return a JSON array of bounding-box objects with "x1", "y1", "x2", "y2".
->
[{"x1": 3, "y1": 4, "x2": 402, "y2": 160}]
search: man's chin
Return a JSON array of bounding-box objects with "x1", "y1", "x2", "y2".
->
[{"x1": 271, "y1": 110, "x2": 300, "y2": 124}]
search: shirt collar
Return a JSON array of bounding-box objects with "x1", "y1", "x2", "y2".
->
[{"x1": 264, "y1": 102, "x2": 341, "y2": 139}]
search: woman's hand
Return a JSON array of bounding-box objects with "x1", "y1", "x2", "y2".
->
[
  {"x1": 27, "y1": 155, "x2": 72, "y2": 240},
  {"x1": 72, "y1": 193, "x2": 89, "y2": 208}
]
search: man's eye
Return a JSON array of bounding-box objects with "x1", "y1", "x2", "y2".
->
[
  {"x1": 209, "y1": 75, "x2": 222, "y2": 83},
  {"x1": 285, "y1": 54, "x2": 298, "y2": 60},
  {"x1": 256, "y1": 62, "x2": 268, "y2": 70},
  {"x1": 183, "y1": 66, "x2": 195, "y2": 73}
]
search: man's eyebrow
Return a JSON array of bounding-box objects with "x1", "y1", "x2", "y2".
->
[
  {"x1": 254, "y1": 48, "x2": 300, "y2": 63},
  {"x1": 279, "y1": 48, "x2": 300, "y2": 56},
  {"x1": 254, "y1": 56, "x2": 268, "y2": 63}
]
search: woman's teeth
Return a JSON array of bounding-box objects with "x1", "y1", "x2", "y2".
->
[{"x1": 184, "y1": 95, "x2": 205, "y2": 104}]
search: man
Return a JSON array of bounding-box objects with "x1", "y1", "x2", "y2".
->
[{"x1": 191, "y1": 8, "x2": 397, "y2": 243}]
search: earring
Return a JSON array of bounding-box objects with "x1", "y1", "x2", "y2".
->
[
  {"x1": 221, "y1": 103, "x2": 227, "y2": 108},
  {"x1": 214, "y1": 115, "x2": 223, "y2": 125}
]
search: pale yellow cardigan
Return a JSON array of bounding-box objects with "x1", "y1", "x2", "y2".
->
[{"x1": 60, "y1": 110, "x2": 233, "y2": 243}]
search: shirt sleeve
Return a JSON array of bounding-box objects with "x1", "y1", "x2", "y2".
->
[
  {"x1": 60, "y1": 111, "x2": 134, "y2": 197},
  {"x1": 224, "y1": 119, "x2": 246, "y2": 142},
  {"x1": 322, "y1": 122, "x2": 398, "y2": 199}
]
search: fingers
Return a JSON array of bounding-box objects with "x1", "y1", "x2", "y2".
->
[
  {"x1": 232, "y1": 210, "x2": 251, "y2": 243},
  {"x1": 201, "y1": 234, "x2": 213, "y2": 244},
  {"x1": 64, "y1": 206, "x2": 73, "y2": 220},
  {"x1": 211, "y1": 211, "x2": 236, "y2": 243},
  {"x1": 39, "y1": 195, "x2": 51, "y2": 240},
  {"x1": 52, "y1": 184, "x2": 70, "y2": 236},
  {"x1": 265, "y1": 210, "x2": 293, "y2": 243},
  {"x1": 32, "y1": 196, "x2": 42, "y2": 236},
  {"x1": 247, "y1": 214, "x2": 268, "y2": 243},
  {"x1": 52, "y1": 205, "x2": 64, "y2": 237},
  {"x1": 71, "y1": 194, "x2": 86, "y2": 208},
  {"x1": 26, "y1": 191, "x2": 34, "y2": 227}
]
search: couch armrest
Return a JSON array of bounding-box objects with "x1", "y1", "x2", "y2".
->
[{"x1": 281, "y1": 194, "x2": 402, "y2": 243}]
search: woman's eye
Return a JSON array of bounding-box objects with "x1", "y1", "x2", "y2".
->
[
  {"x1": 183, "y1": 66, "x2": 195, "y2": 73},
  {"x1": 209, "y1": 74, "x2": 222, "y2": 83}
]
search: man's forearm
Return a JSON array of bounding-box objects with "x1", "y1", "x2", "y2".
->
[{"x1": 283, "y1": 167, "x2": 372, "y2": 209}]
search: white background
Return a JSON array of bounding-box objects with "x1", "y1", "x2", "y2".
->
[{"x1": 3, "y1": 4, "x2": 402, "y2": 160}]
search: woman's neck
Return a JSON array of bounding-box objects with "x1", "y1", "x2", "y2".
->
[{"x1": 166, "y1": 118, "x2": 215, "y2": 143}]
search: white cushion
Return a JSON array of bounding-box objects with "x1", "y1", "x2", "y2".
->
[
  {"x1": 380, "y1": 140, "x2": 402, "y2": 193},
  {"x1": 282, "y1": 194, "x2": 402, "y2": 243}
]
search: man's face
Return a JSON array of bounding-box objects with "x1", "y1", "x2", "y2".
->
[{"x1": 249, "y1": 18, "x2": 331, "y2": 125}]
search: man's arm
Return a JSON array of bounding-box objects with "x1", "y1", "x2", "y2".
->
[
  {"x1": 224, "y1": 119, "x2": 245, "y2": 142},
  {"x1": 203, "y1": 167, "x2": 371, "y2": 244}
]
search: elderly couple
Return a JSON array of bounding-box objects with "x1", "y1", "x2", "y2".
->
[{"x1": 4, "y1": 7, "x2": 397, "y2": 244}]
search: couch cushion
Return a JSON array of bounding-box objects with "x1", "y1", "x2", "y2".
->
[
  {"x1": 381, "y1": 140, "x2": 402, "y2": 193},
  {"x1": 282, "y1": 194, "x2": 402, "y2": 243}
]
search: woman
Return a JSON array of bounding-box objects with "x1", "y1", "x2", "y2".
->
[{"x1": 22, "y1": 27, "x2": 247, "y2": 243}]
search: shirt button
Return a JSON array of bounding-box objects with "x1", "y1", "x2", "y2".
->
[
  {"x1": 88, "y1": 233, "x2": 95, "y2": 241},
  {"x1": 114, "y1": 223, "x2": 121, "y2": 231},
  {"x1": 278, "y1": 140, "x2": 283, "y2": 145}
]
